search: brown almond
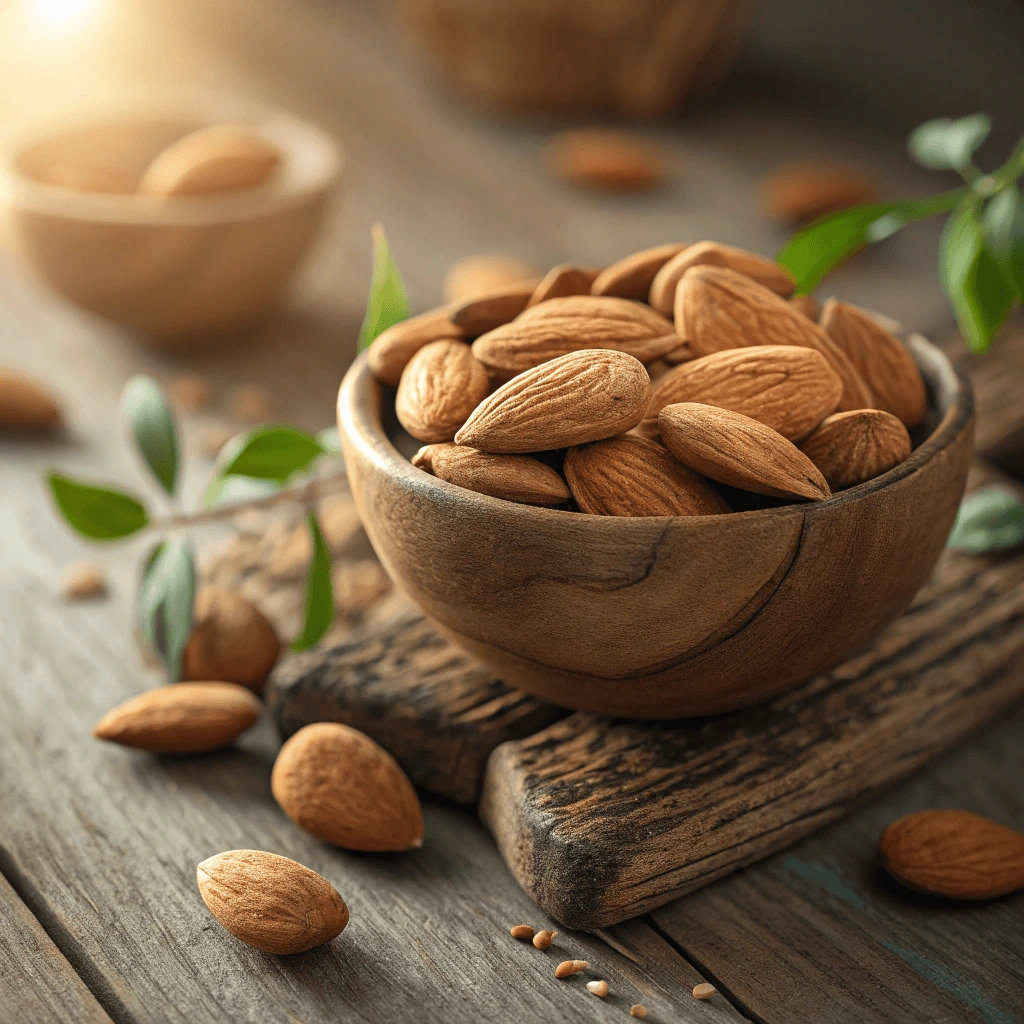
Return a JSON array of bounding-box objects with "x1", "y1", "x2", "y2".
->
[
  {"x1": 676, "y1": 266, "x2": 873, "y2": 411},
  {"x1": 790, "y1": 294, "x2": 820, "y2": 321},
  {"x1": 879, "y1": 810, "x2": 1024, "y2": 900},
  {"x1": 533, "y1": 929, "x2": 558, "y2": 950},
  {"x1": 549, "y1": 130, "x2": 663, "y2": 191},
  {"x1": 60, "y1": 561, "x2": 108, "y2": 600},
  {"x1": 367, "y1": 308, "x2": 465, "y2": 387},
  {"x1": 183, "y1": 587, "x2": 281, "y2": 694},
  {"x1": 197, "y1": 849, "x2": 348, "y2": 955},
  {"x1": 395, "y1": 339, "x2": 490, "y2": 443},
  {"x1": 0, "y1": 370, "x2": 61, "y2": 429},
  {"x1": 820, "y1": 299, "x2": 927, "y2": 429},
  {"x1": 471, "y1": 296, "x2": 677, "y2": 378},
  {"x1": 527, "y1": 264, "x2": 602, "y2": 307},
  {"x1": 649, "y1": 241, "x2": 795, "y2": 314},
  {"x1": 555, "y1": 961, "x2": 577, "y2": 979},
  {"x1": 565, "y1": 435, "x2": 729, "y2": 517},
  {"x1": 443, "y1": 255, "x2": 537, "y2": 304},
  {"x1": 414, "y1": 443, "x2": 570, "y2": 506},
  {"x1": 761, "y1": 162, "x2": 877, "y2": 224},
  {"x1": 659, "y1": 403, "x2": 830, "y2": 501},
  {"x1": 800, "y1": 410, "x2": 911, "y2": 490},
  {"x1": 449, "y1": 281, "x2": 542, "y2": 336},
  {"x1": 271, "y1": 722, "x2": 424, "y2": 852},
  {"x1": 455, "y1": 350, "x2": 651, "y2": 454},
  {"x1": 591, "y1": 243, "x2": 688, "y2": 300},
  {"x1": 93, "y1": 682, "x2": 261, "y2": 753},
  {"x1": 641, "y1": 346, "x2": 842, "y2": 442},
  {"x1": 509, "y1": 925, "x2": 535, "y2": 941},
  {"x1": 663, "y1": 342, "x2": 694, "y2": 365}
]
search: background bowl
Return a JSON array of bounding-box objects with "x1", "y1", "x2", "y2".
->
[
  {"x1": 0, "y1": 96, "x2": 342, "y2": 343},
  {"x1": 339, "y1": 335, "x2": 974, "y2": 718}
]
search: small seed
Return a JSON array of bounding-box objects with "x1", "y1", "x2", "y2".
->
[
  {"x1": 555, "y1": 960, "x2": 577, "y2": 978},
  {"x1": 586, "y1": 979, "x2": 609, "y2": 997},
  {"x1": 60, "y1": 561, "x2": 108, "y2": 600},
  {"x1": 572, "y1": 960, "x2": 588, "y2": 973},
  {"x1": 630, "y1": 1006, "x2": 648, "y2": 1019},
  {"x1": 509, "y1": 925, "x2": 535, "y2": 941},
  {"x1": 692, "y1": 983, "x2": 716, "y2": 1000},
  {"x1": 532, "y1": 929, "x2": 557, "y2": 950}
]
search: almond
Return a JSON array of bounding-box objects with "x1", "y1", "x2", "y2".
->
[
  {"x1": 675, "y1": 266, "x2": 873, "y2": 412},
  {"x1": 659, "y1": 403, "x2": 830, "y2": 501},
  {"x1": 649, "y1": 241, "x2": 795, "y2": 315},
  {"x1": 395, "y1": 339, "x2": 490, "y2": 442},
  {"x1": 471, "y1": 296, "x2": 677, "y2": 378},
  {"x1": 455, "y1": 350, "x2": 652, "y2": 453},
  {"x1": 549, "y1": 130, "x2": 663, "y2": 191},
  {"x1": 414, "y1": 443, "x2": 570, "y2": 506},
  {"x1": 800, "y1": 410, "x2": 911, "y2": 490},
  {"x1": 641, "y1": 347, "x2": 842, "y2": 442},
  {"x1": 820, "y1": 300, "x2": 927, "y2": 429},
  {"x1": 663, "y1": 342, "x2": 694, "y2": 365},
  {"x1": 60, "y1": 561, "x2": 108, "y2": 600},
  {"x1": 367, "y1": 308, "x2": 465, "y2": 387},
  {"x1": 271, "y1": 722, "x2": 424, "y2": 852},
  {"x1": 0, "y1": 370, "x2": 61, "y2": 429},
  {"x1": 197, "y1": 850, "x2": 348, "y2": 954},
  {"x1": 449, "y1": 281, "x2": 541, "y2": 336},
  {"x1": 879, "y1": 810, "x2": 1024, "y2": 900},
  {"x1": 790, "y1": 294, "x2": 820, "y2": 321},
  {"x1": 93, "y1": 682, "x2": 262, "y2": 753},
  {"x1": 527, "y1": 264, "x2": 602, "y2": 307},
  {"x1": 139, "y1": 125, "x2": 280, "y2": 197},
  {"x1": 443, "y1": 255, "x2": 537, "y2": 304},
  {"x1": 183, "y1": 587, "x2": 281, "y2": 694},
  {"x1": 761, "y1": 162, "x2": 877, "y2": 224},
  {"x1": 590, "y1": 244, "x2": 688, "y2": 300},
  {"x1": 564, "y1": 435, "x2": 729, "y2": 517}
]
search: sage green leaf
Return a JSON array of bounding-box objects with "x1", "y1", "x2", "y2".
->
[
  {"x1": 358, "y1": 223, "x2": 410, "y2": 352},
  {"x1": 217, "y1": 426, "x2": 325, "y2": 484},
  {"x1": 908, "y1": 114, "x2": 991, "y2": 172},
  {"x1": 138, "y1": 536, "x2": 195, "y2": 680},
  {"x1": 291, "y1": 511, "x2": 333, "y2": 651},
  {"x1": 982, "y1": 186, "x2": 1024, "y2": 299},
  {"x1": 948, "y1": 487, "x2": 1024, "y2": 553},
  {"x1": 47, "y1": 472, "x2": 149, "y2": 540},
  {"x1": 121, "y1": 376, "x2": 179, "y2": 495}
]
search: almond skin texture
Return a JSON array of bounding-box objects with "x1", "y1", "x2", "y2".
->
[
  {"x1": 761, "y1": 162, "x2": 877, "y2": 224},
  {"x1": 197, "y1": 850, "x2": 348, "y2": 954},
  {"x1": 590, "y1": 244, "x2": 688, "y2": 300},
  {"x1": 641, "y1": 346, "x2": 842, "y2": 442},
  {"x1": 271, "y1": 722, "x2": 424, "y2": 852},
  {"x1": 565, "y1": 435, "x2": 729, "y2": 517},
  {"x1": 414, "y1": 443, "x2": 570, "y2": 506},
  {"x1": 183, "y1": 588, "x2": 281, "y2": 694},
  {"x1": 472, "y1": 296, "x2": 677, "y2": 378},
  {"x1": 395, "y1": 339, "x2": 490, "y2": 443},
  {"x1": 443, "y1": 255, "x2": 536, "y2": 304},
  {"x1": 879, "y1": 810, "x2": 1024, "y2": 900},
  {"x1": 455, "y1": 350, "x2": 652, "y2": 454},
  {"x1": 676, "y1": 266, "x2": 873, "y2": 412},
  {"x1": 800, "y1": 410, "x2": 911, "y2": 491},
  {"x1": 549, "y1": 130, "x2": 663, "y2": 192},
  {"x1": 820, "y1": 299, "x2": 927, "y2": 429},
  {"x1": 367, "y1": 308, "x2": 465, "y2": 387},
  {"x1": 0, "y1": 371, "x2": 61, "y2": 429},
  {"x1": 93, "y1": 682, "x2": 262, "y2": 753},
  {"x1": 659, "y1": 403, "x2": 830, "y2": 501},
  {"x1": 649, "y1": 241, "x2": 796, "y2": 314},
  {"x1": 527, "y1": 264, "x2": 601, "y2": 307},
  {"x1": 448, "y1": 281, "x2": 541, "y2": 336}
]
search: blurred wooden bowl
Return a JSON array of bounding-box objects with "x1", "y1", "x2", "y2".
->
[
  {"x1": 338, "y1": 334, "x2": 974, "y2": 719},
  {"x1": 0, "y1": 97, "x2": 342, "y2": 344}
]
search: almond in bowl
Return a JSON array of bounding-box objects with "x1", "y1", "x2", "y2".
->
[{"x1": 340, "y1": 241, "x2": 973, "y2": 718}]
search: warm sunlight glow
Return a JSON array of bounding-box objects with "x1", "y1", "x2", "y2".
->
[{"x1": 29, "y1": 0, "x2": 96, "y2": 32}]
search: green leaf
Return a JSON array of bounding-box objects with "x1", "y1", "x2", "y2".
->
[
  {"x1": 358, "y1": 223, "x2": 410, "y2": 352},
  {"x1": 217, "y1": 426, "x2": 325, "y2": 484},
  {"x1": 908, "y1": 114, "x2": 991, "y2": 172},
  {"x1": 291, "y1": 511, "x2": 334, "y2": 651},
  {"x1": 948, "y1": 487, "x2": 1024, "y2": 553},
  {"x1": 120, "y1": 376, "x2": 179, "y2": 495},
  {"x1": 138, "y1": 536, "x2": 195, "y2": 680},
  {"x1": 777, "y1": 188, "x2": 966, "y2": 295},
  {"x1": 982, "y1": 185, "x2": 1024, "y2": 299},
  {"x1": 47, "y1": 473, "x2": 149, "y2": 541}
]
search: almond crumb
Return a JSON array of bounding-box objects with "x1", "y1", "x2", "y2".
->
[
  {"x1": 630, "y1": 1006, "x2": 648, "y2": 1019},
  {"x1": 532, "y1": 929, "x2": 557, "y2": 950},
  {"x1": 692, "y1": 983, "x2": 716, "y2": 1000},
  {"x1": 586, "y1": 979, "x2": 609, "y2": 997},
  {"x1": 572, "y1": 960, "x2": 588, "y2": 973},
  {"x1": 509, "y1": 925, "x2": 534, "y2": 941},
  {"x1": 60, "y1": 561, "x2": 108, "y2": 600},
  {"x1": 555, "y1": 960, "x2": 576, "y2": 979}
]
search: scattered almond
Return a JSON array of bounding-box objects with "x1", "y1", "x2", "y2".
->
[
  {"x1": 550, "y1": 130, "x2": 663, "y2": 192},
  {"x1": 60, "y1": 561, "x2": 108, "y2": 600},
  {"x1": 693, "y1": 982, "x2": 716, "y2": 1000},
  {"x1": 800, "y1": 410, "x2": 911, "y2": 490},
  {"x1": 449, "y1": 281, "x2": 541, "y2": 336},
  {"x1": 586, "y1": 980, "x2": 609, "y2": 997},
  {"x1": 93, "y1": 682, "x2": 261, "y2": 753},
  {"x1": 197, "y1": 849, "x2": 348, "y2": 955},
  {"x1": 565, "y1": 434, "x2": 729, "y2": 517},
  {"x1": 227, "y1": 385, "x2": 276, "y2": 424},
  {"x1": 591, "y1": 244, "x2": 688, "y2": 300},
  {"x1": 659, "y1": 403, "x2": 831, "y2": 501},
  {"x1": 182, "y1": 587, "x2": 281, "y2": 694},
  {"x1": 790, "y1": 294, "x2": 820, "y2": 321},
  {"x1": 761, "y1": 162, "x2": 876, "y2": 224},
  {"x1": 367, "y1": 308, "x2": 465, "y2": 388},
  {"x1": 532, "y1": 929, "x2": 557, "y2": 950},
  {"x1": 571, "y1": 960, "x2": 588, "y2": 973},
  {"x1": 630, "y1": 1005, "x2": 648, "y2": 1018},
  {"x1": 455, "y1": 350, "x2": 651, "y2": 453},
  {"x1": 555, "y1": 961, "x2": 577, "y2": 978},
  {"x1": 167, "y1": 375, "x2": 212, "y2": 412},
  {"x1": 0, "y1": 370, "x2": 61, "y2": 430},
  {"x1": 444, "y1": 255, "x2": 537, "y2": 305},
  {"x1": 271, "y1": 722, "x2": 424, "y2": 852},
  {"x1": 527, "y1": 264, "x2": 602, "y2": 307},
  {"x1": 879, "y1": 810, "x2": 1024, "y2": 900},
  {"x1": 510, "y1": 925, "x2": 535, "y2": 941},
  {"x1": 395, "y1": 339, "x2": 490, "y2": 443}
]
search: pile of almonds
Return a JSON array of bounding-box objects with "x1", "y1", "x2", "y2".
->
[{"x1": 368, "y1": 241, "x2": 928, "y2": 516}]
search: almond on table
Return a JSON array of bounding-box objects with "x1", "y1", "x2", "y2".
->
[
  {"x1": 549, "y1": 129, "x2": 663, "y2": 192},
  {"x1": 760, "y1": 162, "x2": 877, "y2": 224}
]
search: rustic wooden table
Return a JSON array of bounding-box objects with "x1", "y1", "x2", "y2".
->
[{"x1": 1, "y1": 2, "x2": 1022, "y2": 1022}]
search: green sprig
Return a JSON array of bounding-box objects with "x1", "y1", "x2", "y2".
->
[{"x1": 358, "y1": 222, "x2": 410, "y2": 351}]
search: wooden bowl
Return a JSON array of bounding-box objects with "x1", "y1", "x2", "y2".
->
[
  {"x1": 395, "y1": 0, "x2": 753, "y2": 117},
  {"x1": 338, "y1": 335, "x2": 974, "y2": 718},
  {"x1": 0, "y1": 97, "x2": 342, "y2": 343}
]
